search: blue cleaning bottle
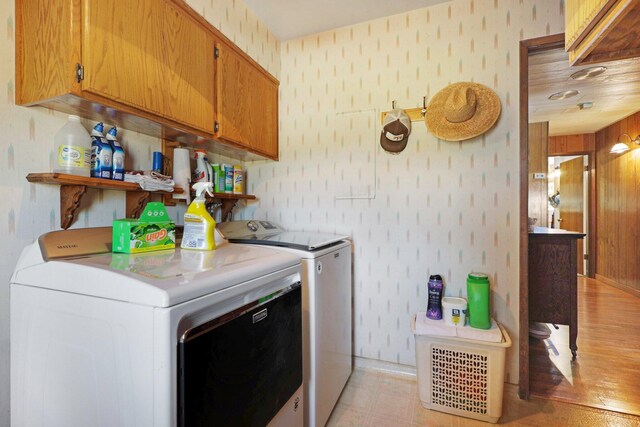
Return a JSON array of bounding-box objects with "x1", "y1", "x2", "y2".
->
[
  {"x1": 107, "y1": 126, "x2": 125, "y2": 181},
  {"x1": 98, "y1": 127, "x2": 113, "y2": 179},
  {"x1": 90, "y1": 122, "x2": 105, "y2": 178}
]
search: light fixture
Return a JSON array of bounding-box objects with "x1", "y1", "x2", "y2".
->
[
  {"x1": 548, "y1": 90, "x2": 579, "y2": 100},
  {"x1": 610, "y1": 133, "x2": 640, "y2": 154},
  {"x1": 570, "y1": 66, "x2": 607, "y2": 80},
  {"x1": 577, "y1": 101, "x2": 593, "y2": 110}
]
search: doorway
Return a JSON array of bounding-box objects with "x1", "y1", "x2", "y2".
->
[
  {"x1": 518, "y1": 33, "x2": 566, "y2": 400},
  {"x1": 548, "y1": 155, "x2": 589, "y2": 275},
  {"x1": 520, "y1": 34, "x2": 640, "y2": 415}
]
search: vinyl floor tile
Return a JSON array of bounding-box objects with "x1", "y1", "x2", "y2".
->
[{"x1": 326, "y1": 367, "x2": 640, "y2": 427}]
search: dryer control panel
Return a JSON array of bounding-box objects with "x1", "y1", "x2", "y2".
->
[{"x1": 218, "y1": 220, "x2": 283, "y2": 240}]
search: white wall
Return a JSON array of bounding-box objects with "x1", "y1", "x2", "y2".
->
[
  {"x1": 239, "y1": 0, "x2": 565, "y2": 382},
  {"x1": 0, "y1": 0, "x2": 278, "y2": 424}
]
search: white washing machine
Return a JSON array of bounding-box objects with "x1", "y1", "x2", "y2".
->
[
  {"x1": 218, "y1": 220, "x2": 352, "y2": 427},
  {"x1": 11, "y1": 226, "x2": 304, "y2": 427}
]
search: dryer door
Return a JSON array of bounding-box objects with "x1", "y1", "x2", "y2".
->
[{"x1": 178, "y1": 282, "x2": 302, "y2": 427}]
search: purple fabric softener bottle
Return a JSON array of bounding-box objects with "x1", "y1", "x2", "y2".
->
[{"x1": 426, "y1": 274, "x2": 444, "y2": 320}]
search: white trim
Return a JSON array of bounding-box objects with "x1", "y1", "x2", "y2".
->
[{"x1": 352, "y1": 355, "x2": 417, "y2": 378}]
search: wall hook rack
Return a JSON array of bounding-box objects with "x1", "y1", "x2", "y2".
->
[{"x1": 380, "y1": 96, "x2": 429, "y2": 124}]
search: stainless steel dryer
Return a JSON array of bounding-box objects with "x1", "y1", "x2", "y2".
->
[{"x1": 218, "y1": 220, "x2": 352, "y2": 427}]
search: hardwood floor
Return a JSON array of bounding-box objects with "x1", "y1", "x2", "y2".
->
[{"x1": 529, "y1": 276, "x2": 640, "y2": 415}]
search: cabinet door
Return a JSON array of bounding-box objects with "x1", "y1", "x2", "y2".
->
[
  {"x1": 82, "y1": 0, "x2": 214, "y2": 133},
  {"x1": 216, "y1": 43, "x2": 279, "y2": 159},
  {"x1": 16, "y1": 0, "x2": 77, "y2": 105}
]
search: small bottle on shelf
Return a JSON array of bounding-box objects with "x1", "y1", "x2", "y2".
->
[{"x1": 107, "y1": 126, "x2": 125, "y2": 181}]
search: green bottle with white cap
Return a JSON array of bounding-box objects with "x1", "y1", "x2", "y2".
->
[{"x1": 467, "y1": 272, "x2": 491, "y2": 329}]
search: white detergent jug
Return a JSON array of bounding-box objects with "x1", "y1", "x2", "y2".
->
[{"x1": 53, "y1": 115, "x2": 91, "y2": 177}]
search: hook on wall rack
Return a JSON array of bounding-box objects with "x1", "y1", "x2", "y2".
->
[{"x1": 381, "y1": 96, "x2": 429, "y2": 124}]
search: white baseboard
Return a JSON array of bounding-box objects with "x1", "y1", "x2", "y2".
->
[{"x1": 353, "y1": 356, "x2": 417, "y2": 378}]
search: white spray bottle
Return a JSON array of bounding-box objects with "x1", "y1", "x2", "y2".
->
[
  {"x1": 193, "y1": 150, "x2": 209, "y2": 183},
  {"x1": 181, "y1": 182, "x2": 216, "y2": 251}
]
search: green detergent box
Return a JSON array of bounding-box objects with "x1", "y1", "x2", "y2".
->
[{"x1": 112, "y1": 202, "x2": 176, "y2": 253}]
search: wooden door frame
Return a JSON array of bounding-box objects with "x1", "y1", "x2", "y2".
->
[
  {"x1": 520, "y1": 32, "x2": 603, "y2": 400},
  {"x1": 518, "y1": 33, "x2": 566, "y2": 399}
]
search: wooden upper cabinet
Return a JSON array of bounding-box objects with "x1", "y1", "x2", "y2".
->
[
  {"x1": 17, "y1": 0, "x2": 279, "y2": 160},
  {"x1": 17, "y1": 0, "x2": 214, "y2": 134},
  {"x1": 82, "y1": 0, "x2": 214, "y2": 133},
  {"x1": 565, "y1": 0, "x2": 640, "y2": 65},
  {"x1": 216, "y1": 42, "x2": 279, "y2": 160}
]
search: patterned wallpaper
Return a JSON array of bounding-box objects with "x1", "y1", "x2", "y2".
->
[
  {"x1": 240, "y1": 0, "x2": 565, "y2": 382},
  {"x1": 0, "y1": 0, "x2": 275, "y2": 423},
  {"x1": 186, "y1": 0, "x2": 280, "y2": 78},
  {"x1": 0, "y1": 0, "x2": 566, "y2": 423}
]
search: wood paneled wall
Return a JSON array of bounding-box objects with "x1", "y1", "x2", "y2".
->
[
  {"x1": 529, "y1": 122, "x2": 549, "y2": 227},
  {"x1": 595, "y1": 111, "x2": 640, "y2": 295}
]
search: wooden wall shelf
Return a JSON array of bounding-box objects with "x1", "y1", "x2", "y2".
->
[
  {"x1": 160, "y1": 138, "x2": 257, "y2": 222},
  {"x1": 26, "y1": 173, "x2": 257, "y2": 227},
  {"x1": 26, "y1": 173, "x2": 184, "y2": 229}
]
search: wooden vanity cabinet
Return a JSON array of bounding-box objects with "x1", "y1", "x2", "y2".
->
[
  {"x1": 528, "y1": 228, "x2": 585, "y2": 358},
  {"x1": 215, "y1": 42, "x2": 279, "y2": 160}
]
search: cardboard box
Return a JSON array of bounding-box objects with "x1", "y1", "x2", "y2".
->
[{"x1": 112, "y1": 202, "x2": 175, "y2": 253}]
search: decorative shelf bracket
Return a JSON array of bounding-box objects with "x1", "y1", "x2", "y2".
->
[
  {"x1": 60, "y1": 185, "x2": 87, "y2": 230},
  {"x1": 126, "y1": 191, "x2": 151, "y2": 219},
  {"x1": 220, "y1": 199, "x2": 239, "y2": 222}
]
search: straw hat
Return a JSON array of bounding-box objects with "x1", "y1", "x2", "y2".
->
[{"x1": 425, "y1": 82, "x2": 501, "y2": 141}]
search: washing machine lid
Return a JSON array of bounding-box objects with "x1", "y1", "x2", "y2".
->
[
  {"x1": 218, "y1": 220, "x2": 349, "y2": 251},
  {"x1": 11, "y1": 227, "x2": 301, "y2": 308},
  {"x1": 227, "y1": 231, "x2": 348, "y2": 251}
]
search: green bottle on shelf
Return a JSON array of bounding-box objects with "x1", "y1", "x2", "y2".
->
[{"x1": 467, "y1": 273, "x2": 491, "y2": 329}]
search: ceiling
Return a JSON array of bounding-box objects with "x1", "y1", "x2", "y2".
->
[
  {"x1": 529, "y1": 48, "x2": 640, "y2": 136},
  {"x1": 243, "y1": 0, "x2": 451, "y2": 41},
  {"x1": 243, "y1": 1, "x2": 640, "y2": 137}
]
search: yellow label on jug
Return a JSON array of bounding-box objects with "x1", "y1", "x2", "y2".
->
[{"x1": 58, "y1": 145, "x2": 90, "y2": 168}]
